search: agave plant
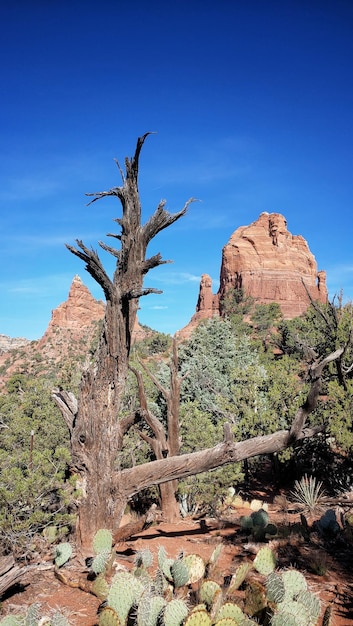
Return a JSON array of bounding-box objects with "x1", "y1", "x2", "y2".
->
[{"x1": 290, "y1": 474, "x2": 325, "y2": 514}]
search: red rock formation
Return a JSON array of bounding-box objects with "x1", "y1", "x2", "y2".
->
[
  {"x1": 39, "y1": 274, "x2": 146, "y2": 349},
  {"x1": 0, "y1": 276, "x2": 149, "y2": 387},
  {"x1": 178, "y1": 212, "x2": 327, "y2": 339},
  {"x1": 42, "y1": 275, "x2": 105, "y2": 337}
]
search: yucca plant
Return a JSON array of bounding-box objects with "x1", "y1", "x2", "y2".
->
[{"x1": 290, "y1": 474, "x2": 325, "y2": 515}]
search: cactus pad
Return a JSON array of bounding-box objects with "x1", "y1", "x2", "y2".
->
[
  {"x1": 251, "y1": 508, "x2": 269, "y2": 528},
  {"x1": 163, "y1": 599, "x2": 189, "y2": 626},
  {"x1": 266, "y1": 572, "x2": 285, "y2": 604},
  {"x1": 98, "y1": 607, "x2": 122, "y2": 626},
  {"x1": 108, "y1": 571, "x2": 144, "y2": 621},
  {"x1": 215, "y1": 619, "x2": 240, "y2": 626},
  {"x1": 92, "y1": 550, "x2": 112, "y2": 574},
  {"x1": 137, "y1": 593, "x2": 166, "y2": 626},
  {"x1": 171, "y1": 558, "x2": 190, "y2": 588},
  {"x1": 200, "y1": 580, "x2": 222, "y2": 607},
  {"x1": 215, "y1": 602, "x2": 244, "y2": 622},
  {"x1": 253, "y1": 546, "x2": 276, "y2": 576},
  {"x1": 54, "y1": 542, "x2": 72, "y2": 567},
  {"x1": 184, "y1": 610, "x2": 212, "y2": 626},
  {"x1": 135, "y1": 548, "x2": 154, "y2": 569},
  {"x1": 270, "y1": 614, "x2": 299, "y2": 626},
  {"x1": 92, "y1": 574, "x2": 110, "y2": 600},
  {"x1": 275, "y1": 600, "x2": 311, "y2": 626},
  {"x1": 49, "y1": 611, "x2": 71, "y2": 626},
  {"x1": 296, "y1": 590, "x2": 320, "y2": 622},
  {"x1": 0, "y1": 618, "x2": 22, "y2": 626},
  {"x1": 183, "y1": 554, "x2": 206, "y2": 583},
  {"x1": 281, "y1": 570, "x2": 307, "y2": 600},
  {"x1": 93, "y1": 529, "x2": 113, "y2": 554},
  {"x1": 228, "y1": 562, "x2": 252, "y2": 592}
]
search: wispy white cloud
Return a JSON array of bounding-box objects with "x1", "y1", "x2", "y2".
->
[
  {"x1": 150, "y1": 271, "x2": 201, "y2": 285},
  {"x1": 148, "y1": 305, "x2": 168, "y2": 310}
]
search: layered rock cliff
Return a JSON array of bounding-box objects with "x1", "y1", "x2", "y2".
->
[{"x1": 180, "y1": 212, "x2": 327, "y2": 337}]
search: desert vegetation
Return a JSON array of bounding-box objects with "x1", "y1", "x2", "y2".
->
[{"x1": 1, "y1": 135, "x2": 353, "y2": 624}]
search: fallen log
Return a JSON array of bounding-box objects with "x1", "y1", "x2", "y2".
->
[{"x1": 0, "y1": 555, "x2": 26, "y2": 597}]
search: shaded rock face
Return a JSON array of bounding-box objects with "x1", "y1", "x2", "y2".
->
[{"x1": 178, "y1": 212, "x2": 327, "y2": 339}]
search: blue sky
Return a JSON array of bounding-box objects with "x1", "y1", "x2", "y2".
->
[{"x1": 1, "y1": 0, "x2": 352, "y2": 339}]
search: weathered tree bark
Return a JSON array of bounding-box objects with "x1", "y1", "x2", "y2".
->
[{"x1": 0, "y1": 555, "x2": 29, "y2": 597}]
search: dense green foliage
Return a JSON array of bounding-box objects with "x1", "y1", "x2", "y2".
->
[
  {"x1": 0, "y1": 375, "x2": 73, "y2": 554},
  {"x1": 1, "y1": 296, "x2": 352, "y2": 551}
]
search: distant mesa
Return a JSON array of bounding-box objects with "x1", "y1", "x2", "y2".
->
[
  {"x1": 0, "y1": 334, "x2": 30, "y2": 355},
  {"x1": 177, "y1": 212, "x2": 327, "y2": 339}
]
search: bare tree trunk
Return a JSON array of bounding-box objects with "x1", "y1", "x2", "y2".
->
[{"x1": 53, "y1": 134, "x2": 192, "y2": 549}]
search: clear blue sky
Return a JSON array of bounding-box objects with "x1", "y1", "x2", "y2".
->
[{"x1": 1, "y1": 0, "x2": 352, "y2": 339}]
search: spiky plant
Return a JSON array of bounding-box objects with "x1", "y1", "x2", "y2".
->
[{"x1": 290, "y1": 475, "x2": 325, "y2": 515}]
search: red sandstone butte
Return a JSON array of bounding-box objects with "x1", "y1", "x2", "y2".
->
[{"x1": 178, "y1": 212, "x2": 327, "y2": 338}]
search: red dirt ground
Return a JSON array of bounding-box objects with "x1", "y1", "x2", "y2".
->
[{"x1": 1, "y1": 502, "x2": 353, "y2": 625}]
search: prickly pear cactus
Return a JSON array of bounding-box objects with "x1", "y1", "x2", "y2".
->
[
  {"x1": 137, "y1": 593, "x2": 166, "y2": 626},
  {"x1": 253, "y1": 546, "x2": 276, "y2": 576},
  {"x1": 93, "y1": 529, "x2": 113, "y2": 554},
  {"x1": 49, "y1": 611, "x2": 71, "y2": 626},
  {"x1": 215, "y1": 619, "x2": 239, "y2": 626},
  {"x1": 266, "y1": 572, "x2": 285, "y2": 604},
  {"x1": 227, "y1": 562, "x2": 252, "y2": 592},
  {"x1": 270, "y1": 614, "x2": 298, "y2": 626},
  {"x1": 54, "y1": 542, "x2": 72, "y2": 567},
  {"x1": 281, "y1": 570, "x2": 307, "y2": 601},
  {"x1": 163, "y1": 598, "x2": 189, "y2": 626},
  {"x1": 158, "y1": 546, "x2": 175, "y2": 581},
  {"x1": 274, "y1": 600, "x2": 311, "y2": 626},
  {"x1": 199, "y1": 580, "x2": 222, "y2": 608},
  {"x1": 240, "y1": 516, "x2": 254, "y2": 531},
  {"x1": 265, "y1": 523, "x2": 278, "y2": 536},
  {"x1": 92, "y1": 573, "x2": 110, "y2": 600},
  {"x1": 296, "y1": 589, "x2": 320, "y2": 623},
  {"x1": 251, "y1": 509, "x2": 269, "y2": 528},
  {"x1": 107, "y1": 571, "x2": 144, "y2": 622},
  {"x1": 98, "y1": 607, "x2": 122, "y2": 626},
  {"x1": 209, "y1": 588, "x2": 223, "y2": 620},
  {"x1": 244, "y1": 580, "x2": 267, "y2": 618},
  {"x1": 183, "y1": 554, "x2": 206, "y2": 584},
  {"x1": 184, "y1": 609, "x2": 212, "y2": 626},
  {"x1": 215, "y1": 602, "x2": 245, "y2": 622},
  {"x1": 92, "y1": 550, "x2": 112, "y2": 575},
  {"x1": 135, "y1": 548, "x2": 154, "y2": 569},
  {"x1": 208, "y1": 544, "x2": 223, "y2": 568},
  {"x1": 170, "y1": 558, "x2": 189, "y2": 588}
]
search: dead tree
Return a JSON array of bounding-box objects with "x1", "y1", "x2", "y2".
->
[
  {"x1": 130, "y1": 338, "x2": 187, "y2": 522},
  {"x1": 53, "y1": 134, "x2": 344, "y2": 551}
]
